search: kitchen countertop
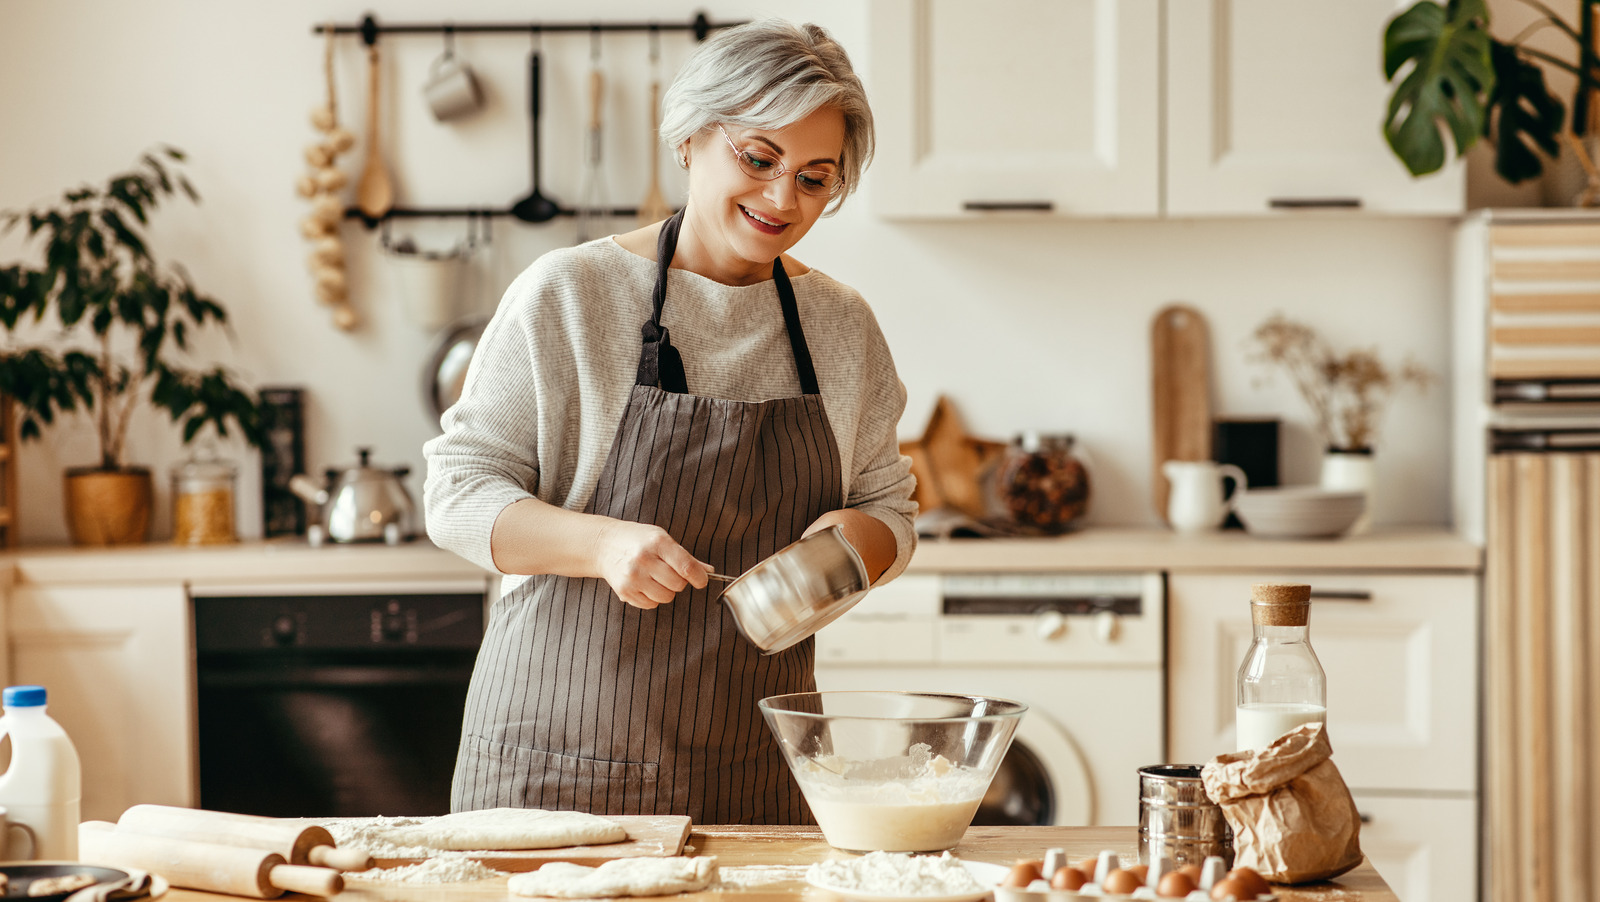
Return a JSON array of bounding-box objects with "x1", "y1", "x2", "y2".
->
[
  {"x1": 0, "y1": 527, "x2": 1478, "y2": 588},
  {"x1": 153, "y1": 825, "x2": 1399, "y2": 902}
]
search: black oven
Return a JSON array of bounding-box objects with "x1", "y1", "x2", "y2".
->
[{"x1": 192, "y1": 582, "x2": 486, "y2": 817}]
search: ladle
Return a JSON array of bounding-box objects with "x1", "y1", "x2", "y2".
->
[
  {"x1": 355, "y1": 41, "x2": 395, "y2": 219},
  {"x1": 510, "y1": 50, "x2": 561, "y2": 223}
]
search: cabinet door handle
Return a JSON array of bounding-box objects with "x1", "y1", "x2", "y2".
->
[
  {"x1": 1268, "y1": 197, "x2": 1362, "y2": 209},
  {"x1": 1358, "y1": 811, "x2": 1373, "y2": 824},
  {"x1": 1309, "y1": 589, "x2": 1373, "y2": 602},
  {"x1": 963, "y1": 201, "x2": 1056, "y2": 212}
]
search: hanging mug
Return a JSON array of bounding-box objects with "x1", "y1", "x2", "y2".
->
[
  {"x1": 1163, "y1": 460, "x2": 1247, "y2": 533},
  {"x1": 422, "y1": 49, "x2": 483, "y2": 122}
]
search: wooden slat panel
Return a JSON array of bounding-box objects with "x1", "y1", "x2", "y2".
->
[
  {"x1": 1489, "y1": 356, "x2": 1600, "y2": 379},
  {"x1": 1590, "y1": 457, "x2": 1600, "y2": 902},
  {"x1": 1513, "y1": 454, "x2": 1552, "y2": 901},
  {"x1": 1491, "y1": 223, "x2": 1600, "y2": 248},
  {"x1": 1487, "y1": 455, "x2": 1519, "y2": 902},
  {"x1": 1493, "y1": 326, "x2": 1600, "y2": 345},
  {"x1": 1493, "y1": 292, "x2": 1600, "y2": 313},
  {"x1": 1549, "y1": 456, "x2": 1583, "y2": 902},
  {"x1": 1494, "y1": 258, "x2": 1600, "y2": 282}
]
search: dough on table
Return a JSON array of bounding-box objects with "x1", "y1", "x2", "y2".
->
[
  {"x1": 508, "y1": 857, "x2": 718, "y2": 898},
  {"x1": 371, "y1": 808, "x2": 627, "y2": 851},
  {"x1": 28, "y1": 874, "x2": 97, "y2": 897}
]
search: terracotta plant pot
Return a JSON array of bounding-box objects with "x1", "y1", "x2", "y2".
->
[{"x1": 64, "y1": 467, "x2": 152, "y2": 545}]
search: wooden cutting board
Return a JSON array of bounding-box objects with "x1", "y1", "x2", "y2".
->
[
  {"x1": 301, "y1": 814, "x2": 691, "y2": 872},
  {"x1": 1150, "y1": 304, "x2": 1213, "y2": 522}
]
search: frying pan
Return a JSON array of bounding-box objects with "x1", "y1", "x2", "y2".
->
[
  {"x1": 424, "y1": 314, "x2": 491, "y2": 422},
  {"x1": 0, "y1": 864, "x2": 130, "y2": 902}
]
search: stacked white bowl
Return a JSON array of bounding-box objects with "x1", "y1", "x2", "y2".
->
[{"x1": 1233, "y1": 487, "x2": 1366, "y2": 538}]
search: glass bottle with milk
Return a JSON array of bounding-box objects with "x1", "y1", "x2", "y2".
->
[{"x1": 1236, "y1": 583, "x2": 1326, "y2": 751}]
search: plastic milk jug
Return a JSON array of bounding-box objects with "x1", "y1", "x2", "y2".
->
[{"x1": 0, "y1": 685, "x2": 82, "y2": 859}]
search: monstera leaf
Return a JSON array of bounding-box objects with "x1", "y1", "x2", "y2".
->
[
  {"x1": 1383, "y1": 0, "x2": 1495, "y2": 176},
  {"x1": 1486, "y1": 39, "x2": 1565, "y2": 183}
]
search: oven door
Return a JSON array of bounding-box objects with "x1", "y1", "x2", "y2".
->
[{"x1": 193, "y1": 585, "x2": 485, "y2": 817}]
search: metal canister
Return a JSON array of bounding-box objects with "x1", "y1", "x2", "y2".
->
[{"x1": 1137, "y1": 764, "x2": 1234, "y2": 868}]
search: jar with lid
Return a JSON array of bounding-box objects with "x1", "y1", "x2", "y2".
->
[
  {"x1": 995, "y1": 432, "x2": 1091, "y2": 533},
  {"x1": 1235, "y1": 582, "x2": 1326, "y2": 751},
  {"x1": 172, "y1": 454, "x2": 238, "y2": 545}
]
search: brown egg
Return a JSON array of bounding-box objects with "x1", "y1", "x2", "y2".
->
[
  {"x1": 1210, "y1": 877, "x2": 1247, "y2": 901},
  {"x1": 1158, "y1": 871, "x2": 1198, "y2": 898},
  {"x1": 1102, "y1": 869, "x2": 1142, "y2": 895},
  {"x1": 1077, "y1": 858, "x2": 1102, "y2": 879},
  {"x1": 1226, "y1": 868, "x2": 1271, "y2": 899},
  {"x1": 1127, "y1": 864, "x2": 1150, "y2": 884},
  {"x1": 1178, "y1": 864, "x2": 1204, "y2": 884},
  {"x1": 1050, "y1": 867, "x2": 1087, "y2": 891},
  {"x1": 1003, "y1": 860, "x2": 1043, "y2": 888}
]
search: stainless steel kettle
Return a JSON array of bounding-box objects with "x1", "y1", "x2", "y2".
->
[{"x1": 289, "y1": 447, "x2": 415, "y2": 545}]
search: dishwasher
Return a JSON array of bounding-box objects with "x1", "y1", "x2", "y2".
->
[{"x1": 191, "y1": 580, "x2": 488, "y2": 817}]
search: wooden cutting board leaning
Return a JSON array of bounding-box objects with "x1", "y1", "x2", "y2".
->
[{"x1": 1150, "y1": 304, "x2": 1214, "y2": 523}]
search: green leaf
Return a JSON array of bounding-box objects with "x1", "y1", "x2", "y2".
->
[
  {"x1": 1487, "y1": 38, "x2": 1566, "y2": 182},
  {"x1": 1383, "y1": 0, "x2": 1496, "y2": 177}
]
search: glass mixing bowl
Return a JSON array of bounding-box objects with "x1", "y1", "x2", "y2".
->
[{"x1": 759, "y1": 690, "x2": 1028, "y2": 852}]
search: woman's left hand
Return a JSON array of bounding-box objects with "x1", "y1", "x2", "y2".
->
[{"x1": 804, "y1": 509, "x2": 896, "y2": 583}]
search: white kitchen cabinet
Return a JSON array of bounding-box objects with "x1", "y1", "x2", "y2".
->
[
  {"x1": 1353, "y1": 794, "x2": 1479, "y2": 902},
  {"x1": 6, "y1": 583, "x2": 193, "y2": 820},
  {"x1": 867, "y1": 0, "x2": 1161, "y2": 217},
  {"x1": 869, "y1": 0, "x2": 1464, "y2": 218}
]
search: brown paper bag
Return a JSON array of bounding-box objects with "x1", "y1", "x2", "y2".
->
[{"x1": 1201, "y1": 722, "x2": 1362, "y2": 884}]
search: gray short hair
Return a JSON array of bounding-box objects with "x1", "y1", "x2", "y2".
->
[{"x1": 660, "y1": 18, "x2": 873, "y2": 214}]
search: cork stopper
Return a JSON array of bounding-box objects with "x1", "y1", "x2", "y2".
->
[{"x1": 1250, "y1": 582, "x2": 1311, "y2": 626}]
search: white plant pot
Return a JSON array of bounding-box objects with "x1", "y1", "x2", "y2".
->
[{"x1": 1320, "y1": 449, "x2": 1375, "y2": 535}]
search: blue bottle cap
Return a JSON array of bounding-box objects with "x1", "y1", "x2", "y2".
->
[{"x1": 2, "y1": 686, "x2": 46, "y2": 707}]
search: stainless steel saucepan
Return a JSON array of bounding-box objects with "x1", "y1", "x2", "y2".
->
[{"x1": 715, "y1": 525, "x2": 871, "y2": 654}]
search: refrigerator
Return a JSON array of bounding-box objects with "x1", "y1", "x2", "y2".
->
[{"x1": 1454, "y1": 210, "x2": 1600, "y2": 902}]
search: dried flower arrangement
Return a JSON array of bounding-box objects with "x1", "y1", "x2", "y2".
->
[{"x1": 1249, "y1": 314, "x2": 1433, "y2": 452}]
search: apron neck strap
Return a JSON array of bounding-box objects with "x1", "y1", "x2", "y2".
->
[{"x1": 637, "y1": 207, "x2": 821, "y2": 396}]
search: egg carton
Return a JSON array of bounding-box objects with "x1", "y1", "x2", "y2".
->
[{"x1": 992, "y1": 850, "x2": 1276, "y2": 902}]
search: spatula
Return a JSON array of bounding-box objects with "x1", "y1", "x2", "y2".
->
[
  {"x1": 354, "y1": 42, "x2": 394, "y2": 220},
  {"x1": 637, "y1": 78, "x2": 674, "y2": 225}
]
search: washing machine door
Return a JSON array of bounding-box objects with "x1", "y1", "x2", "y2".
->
[{"x1": 973, "y1": 710, "x2": 1094, "y2": 827}]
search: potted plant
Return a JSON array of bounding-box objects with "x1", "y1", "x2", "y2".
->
[
  {"x1": 1248, "y1": 314, "x2": 1433, "y2": 534},
  {"x1": 1382, "y1": 0, "x2": 1597, "y2": 193},
  {"x1": 0, "y1": 147, "x2": 265, "y2": 545}
]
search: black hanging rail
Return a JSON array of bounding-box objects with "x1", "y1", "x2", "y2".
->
[
  {"x1": 346, "y1": 205, "x2": 675, "y2": 223},
  {"x1": 313, "y1": 12, "x2": 744, "y2": 45}
]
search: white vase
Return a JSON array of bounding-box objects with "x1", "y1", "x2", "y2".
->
[{"x1": 1320, "y1": 449, "x2": 1375, "y2": 535}]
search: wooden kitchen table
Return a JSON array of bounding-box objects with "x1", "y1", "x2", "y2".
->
[{"x1": 153, "y1": 826, "x2": 1398, "y2": 902}]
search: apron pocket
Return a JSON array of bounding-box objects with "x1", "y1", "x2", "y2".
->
[{"x1": 454, "y1": 733, "x2": 663, "y2": 814}]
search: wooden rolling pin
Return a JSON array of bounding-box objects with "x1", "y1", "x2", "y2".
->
[
  {"x1": 80, "y1": 821, "x2": 345, "y2": 898},
  {"x1": 117, "y1": 804, "x2": 373, "y2": 871}
]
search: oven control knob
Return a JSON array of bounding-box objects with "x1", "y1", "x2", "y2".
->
[
  {"x1": 379, "y1": 604, "x2": 408, "y2": 642},
  {"x1": 271, "y1": 614, "x2": 298, "y2": 645},
  {"x1": 1034, "y1": 610, "x2": 1068, "y2": 640},
  {"x1": 1093, "y1": 610, "x2": 1120, "y2": 644}
]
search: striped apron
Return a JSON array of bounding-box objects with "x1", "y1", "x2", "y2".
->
[{"x1": 451, "y1": 210, "x2": 840, "y2": 824}]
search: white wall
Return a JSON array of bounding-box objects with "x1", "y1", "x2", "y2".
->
[{"x1": 0, "y1": 0, "x2": 1467, "y2": 544}]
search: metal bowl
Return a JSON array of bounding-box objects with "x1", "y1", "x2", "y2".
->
[{"x1": 720, "y1": 525, "x2": 870, "y2": 654}]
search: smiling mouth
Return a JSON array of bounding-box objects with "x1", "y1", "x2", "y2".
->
[{"x1": 740, "y1": 205, "x2": 787, "y2": 234}]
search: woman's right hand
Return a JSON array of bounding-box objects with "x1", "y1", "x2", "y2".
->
[{"x1": 594, "y1": 519, "x2": 711, "y2": 609}]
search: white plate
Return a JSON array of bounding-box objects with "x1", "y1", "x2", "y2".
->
[{"x1": 806, "y1": 858, "x2": 1010, "y2": 902}]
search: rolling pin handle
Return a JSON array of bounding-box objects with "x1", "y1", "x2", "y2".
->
[
  {"x1": 269, "y1": 865, "x2": 345, "y2": 897},
  {"x1": 308, "y1": 844, "x2": 374, "y2": 872}
]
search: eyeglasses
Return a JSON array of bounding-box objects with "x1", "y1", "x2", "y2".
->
[{"x1": 717, "y1": 125, "x2": 845, "y2": 198}]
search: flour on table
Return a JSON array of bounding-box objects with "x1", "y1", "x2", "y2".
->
[
  {"x1": 808, "y1": 852, "x2": 984, "y2": 896},
  {"x1": 348, "y1": 858, "x2": 503, "y2": 884},
  {"x1": 507, "y1": 856, "x2": 718, "y2": 898},
  {"x1": 323, "y1": 815, "x2": 461, "y2": 858},
  {"x1": 716, "y1": 865, "x2": 812, "y2": 888},
  {"x1": 325, "y1": 808, "x2": 627, "y2": 853}
]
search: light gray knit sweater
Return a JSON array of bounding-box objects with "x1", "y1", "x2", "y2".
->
[{"x1": 422, "y1": 238, "x2": 918, "y2": 596}]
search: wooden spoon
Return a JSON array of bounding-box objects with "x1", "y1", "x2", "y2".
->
[
  {"x1": 355, "y1": 42, "x2": 394, "y2": 220},
  {"x1": 638, "y1": 78, "x2": 673, "y2": 225}
]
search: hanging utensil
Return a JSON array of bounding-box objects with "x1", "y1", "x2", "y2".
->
[
  {"x1": 638, "y1": 32, "x2": 673, "y2": 226},
  {"x1": 575, "y1": 31, "x2": 610, "y2": 242},
  {"x1": 510, "y1": 47, "x2": 561, "y2": 223},
  {"x1": 355, "y1": 40, "x2": 394, "y2": 220}
]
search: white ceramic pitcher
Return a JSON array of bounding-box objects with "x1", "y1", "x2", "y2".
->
[{"x1": 1163, "y1": 460, "x2": 1248, "y2": 533}]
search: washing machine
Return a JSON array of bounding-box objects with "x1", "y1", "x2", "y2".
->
[{"x1": 813, "y1": 571, "x2": 1165, "y2": 827}]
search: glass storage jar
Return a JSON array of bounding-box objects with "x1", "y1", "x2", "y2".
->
[
  {"x1": 172, "y1": 455, "x2": 237, "y2": 546},
  {"x1": 996, "y1": 432, "x2": 1091, "y2": 533}
]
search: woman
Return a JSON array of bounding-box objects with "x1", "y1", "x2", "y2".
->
[{"x1": 423, "y1": 18, "x2": 916, "y2": 825}]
